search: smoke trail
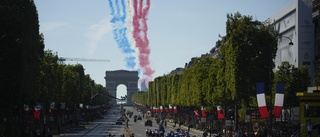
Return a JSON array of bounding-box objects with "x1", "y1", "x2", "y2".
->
[
  {"x1": 125, "y1": 0, "x2": 137, "y2": 68},
  {"x1": 132, "y1": 0, "x2": 154, "y2": 86},
  {"x1": 108, "y1": 0, "x2": 136, "y2": 69}
]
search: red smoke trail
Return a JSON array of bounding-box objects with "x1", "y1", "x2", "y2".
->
[{"x1": 133, "y1": 0, "x2": 154, "y2": 85}]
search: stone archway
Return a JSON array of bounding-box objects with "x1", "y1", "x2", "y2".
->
[{"x1": 105, "y1": 70, "x2": 139, "y2": 105}]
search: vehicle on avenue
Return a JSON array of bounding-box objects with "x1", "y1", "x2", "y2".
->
[
  {"x1": 115, "y1": 119, "x2": 123, "y2": 125},
  {"x1": 145, "y1": 120, "x2": 152, "y2": 126},
  {"x1": 115, "y1": 117, "x2": 125, "y2": 125},
  {"x1": 118, "y1": 117, "x2": 125, "y2": 122},
  {"x1": 137, "y1": 115, "x2": 142, "y2": 120}
]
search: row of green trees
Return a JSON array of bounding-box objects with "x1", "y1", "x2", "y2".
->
[
  {"x1": 38, "y1": 50, "x2": 111, "y2": 108},
  {"x1": 1, "y1": 0, "x2": 45, "y2": 135},
  {"x1": 0, "y1": 1, "x2": 111, "y2": 136},
  {"x1": 132, "y1": 13, "x2": 313, "y2": 115}
]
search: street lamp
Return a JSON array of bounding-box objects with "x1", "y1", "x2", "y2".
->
[
  {"x1": 278, "y1": 35, "x2": 294, "y2": 46},
  {"x1": 269, "y1": 35, "x2": 294, "y2": 135}
]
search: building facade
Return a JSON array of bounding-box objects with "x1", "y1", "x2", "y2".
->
[
  {"x1": 313, "y1": 0, "x2": 320, "y2": 69},
  {"x1": 267, "y1": 0, "x2": 315, "y2": 81}
]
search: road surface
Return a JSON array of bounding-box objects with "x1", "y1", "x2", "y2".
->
[
  {"x1": 59, "y1": 106, "x2": 126, "y2": 137},
  {"x1": 55, "y1": 105, "x2": 204, "y2": 137}
]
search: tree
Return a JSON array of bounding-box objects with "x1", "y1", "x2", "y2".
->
[
  {"x1": 35, "y1": 50, "x2": 61, "y2": 119},
  {"x1": 0, "y1": 0, "x2": 44, "y2": 135},
  {"x1": 314, "y1": 68, "x2": 320, "y2": 86},
  {"x1": 83, "y1": 74, "x2": 95, "y2": 105},
  {"x1": 221, "y1": 12, "x2": 277, "y2": 107},
  {"x1": 274, "y1": 62, "x2": 310, "y2": 107},
  {"x1": 62, "y1": 65, "x2": 81, "y2": 107},
  {"x1": 91, "y1": 84, "x2": 109, "y2": 105}
]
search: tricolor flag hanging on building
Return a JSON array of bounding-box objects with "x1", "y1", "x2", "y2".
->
[
  {"x1": 24, "y1": 104, "x2": 30, "y2": 117},
  {"x1": 256, "y1": 82, "x2": 269, "y2": 118},
  {"x1": 217, "y1": 106, "x2": 224, "y2": 119},
  {"x1": 194, "y1": 107, "x2": 199, "y2": 118},
  {"x1": 201, "y1": 106, "x2": 207, "y2": 117},
  {"x1": 160, "y1": 106, "x2": 163, "y2": 113},
  {"x1": 274, "y1": 82, "x2": 285, "y2": 118},
  {"x1": 24, "y1": 104, "x2": 30, "y2": 112},
  {"x1": 34, "y1": 103, "x2": 42, "y2": 120},
  {"x1": 154, "y1": 107, "x2": 157, "y2": 113},
  {"x1": 174, "y1": 106, "x2": 178, "y2": 114},
  {"x1": 165, "y1": 107, "x2": 169, "y2": 113}
]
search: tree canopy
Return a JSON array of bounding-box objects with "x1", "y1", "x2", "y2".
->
[
  {"x1": 0, "y1": 1, "x2": 111, "y2": 134},
  {"x1": 132, "y1": 12, "x2": 313, "y2": 115}
]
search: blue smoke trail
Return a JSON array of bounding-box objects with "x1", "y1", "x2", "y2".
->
[{"x1": 108, "y1": 0, "x2": 136, "y2": 69}]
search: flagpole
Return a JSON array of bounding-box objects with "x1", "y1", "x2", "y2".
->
[{"x1": 269, "y1": 42, "x2": 273, "y2": 136}]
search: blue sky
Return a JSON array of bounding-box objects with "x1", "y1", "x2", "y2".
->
[{"x1": 34, "y1": 0, "x2": 292, "y2": 98}]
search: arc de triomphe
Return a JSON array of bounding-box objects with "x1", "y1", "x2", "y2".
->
[{"x1": 105, "y1": 70, "x2": 139, "y2": 105}]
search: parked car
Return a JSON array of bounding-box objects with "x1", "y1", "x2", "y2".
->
[{"x1": 145, "y1": 120, "x2": 152, "y2": 126}]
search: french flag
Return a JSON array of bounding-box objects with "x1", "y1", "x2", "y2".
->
[
  {"x1": 24, "y1": 104, "x2": 30, "y2": 112},
  {"x1": 169, "y1": 104, "x2": 172, "y2": 112},
  {"x1": 34, "y1": 103, "x2": 42, "y2": 120},
  {"x1": 194, "y1": 107, "x2": 199, "y2": 118},
  {"x1": 256, "y1": 82, "x2": 269, "y2": 118},
  {"x1": 274, "y1": 82, "x2": 285, "y2": 118},
  {"x1": 217, "y1": 106, "x2": 224, "y2": 119},
  {"x1": 174, "y1": 106, "x2": 178, "y2": 114},
  {"x1": 160, "y1": 106, "x2": 163, "y2": 113},
  {"x1": 201, "y1": 106, "x2": 207, "y2": 117}
]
